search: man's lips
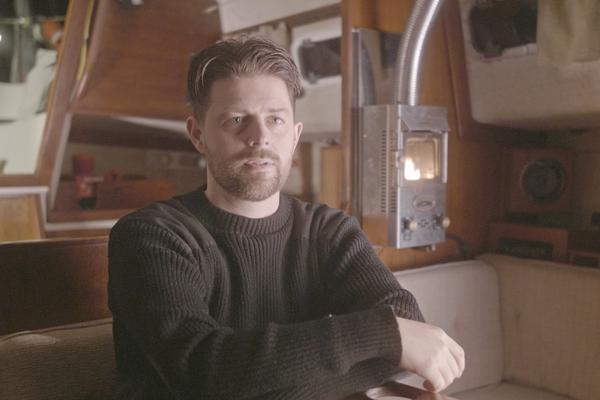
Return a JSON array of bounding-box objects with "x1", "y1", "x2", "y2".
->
[
  {"x1": 242, "y1": 158, "x2": 277, "y2": 170},
  {"x1": 244, "y1": 158, "x2": 275, "y2": 167}
]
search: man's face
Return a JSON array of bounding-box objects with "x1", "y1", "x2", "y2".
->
[{"x1": 188, "y1": 74, "x2": 302, "y2": 201}]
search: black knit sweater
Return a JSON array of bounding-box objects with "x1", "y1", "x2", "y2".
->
[{"x1": 108, "y1": 188, "x2": 424, "y2": 400}]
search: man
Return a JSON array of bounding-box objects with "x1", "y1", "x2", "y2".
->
[{"x1": 108, "y1": 37, "x2": 464, "y2": 400}]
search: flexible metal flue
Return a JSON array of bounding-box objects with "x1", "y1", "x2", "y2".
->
[{"x1": 394, "y1": 0, "x2": 444, "y2": 105}]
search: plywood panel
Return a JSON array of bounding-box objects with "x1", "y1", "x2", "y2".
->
[
  {"x1": 70, "y1": 0, "x2": 220, "y2": 120},
  {"x1": 0, "y1": 195, "x2": 44, "y2": 242},
  {"x1": 0, "y1": 237, "x2": 110, "y2": 334},
  {"x1": 320, "y1": 145, "x2": 345, "y2": 209}
]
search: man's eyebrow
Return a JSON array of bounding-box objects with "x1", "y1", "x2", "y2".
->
[
  {"x1": 216, "y1": 108, "x2": 290, "y2": 118},
  {"x1": 216, "y1": 110, "x2": 244, "y2": 118},
  {"x1": 266, "y1": 108, "x2": 290, "y2": 114}
]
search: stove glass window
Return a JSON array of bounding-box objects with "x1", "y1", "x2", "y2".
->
[{"x1": 404, "y1": 136, "x2": 440, "y2": 181}]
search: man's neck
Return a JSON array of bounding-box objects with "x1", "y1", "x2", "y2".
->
[{"x1": 204, "y1": 180, "x2": 280, "y2": 219}]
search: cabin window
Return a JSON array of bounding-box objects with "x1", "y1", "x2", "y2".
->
[
  {"x1": 469, "y1": 0, "x2": 537, "y2": 58},
  {"x1": 297, "y1": 37, "x2": 340, "y2": 84}
]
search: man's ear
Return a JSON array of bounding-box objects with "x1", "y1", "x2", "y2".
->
[
  {"x1": 293, "y1": 121, "x2": 303, "y2": 150},
  {"x1": 186, "y1": 116, "x2": 206, "y2": 153}
]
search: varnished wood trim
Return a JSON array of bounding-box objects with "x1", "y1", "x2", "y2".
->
[
  {"x1": 297, "y1": 142, "x2": 314, "y2": 202},
  {"x1": 45, "y1": 228, "x2": 110, "y2": 238},
  {"x1": 340, "y1": 0, "x2": 353, "y2": 212},
  {"x1": 40, "y1": 1, "x2": 89, "y2": 184},
  {"x1": 69, "y1": 114, "x2": 195, "y2": 152},
  {"x1": 0, "y1": 236, "x2": 111, "y2": 334},
  {"x1": 488, "y1": 222, "x2": 569, "y2": 262},
  {"x1": 0, "y1": 195, "x2": 44, "y2": 242},
  {"x1": 0, "y1": 1, "x2": 89, "y2": 187},
  {"x1": 47, "y1": 208, "x2": 133, "y2": 223}
]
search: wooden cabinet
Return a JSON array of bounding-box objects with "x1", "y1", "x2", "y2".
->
[
  {"x1": 70, "y1": 0, "x2": 220, "y2": 120},
  {"x1": 40, "y1": 0, "x2": 220, "y2": 225}
]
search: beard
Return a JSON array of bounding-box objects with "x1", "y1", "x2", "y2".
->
[{"x1": 205, "y1": 146, "x2": 291, "y2": 201}]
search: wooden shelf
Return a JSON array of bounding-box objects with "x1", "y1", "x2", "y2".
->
[{"x1": 69, "y1": 114, "x2": 195, "y2": 152}]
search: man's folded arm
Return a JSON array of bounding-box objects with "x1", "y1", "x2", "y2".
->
[
  {"x1": 319, "y1": 213, "x2": 424, "y2": 322},
  {"x1": 108, "y1": 220, "x2": 404, "y2": 400}
]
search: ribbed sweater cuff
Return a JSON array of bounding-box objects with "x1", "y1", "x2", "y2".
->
[{"x1": 326, "y1": 305, "x2": 402, "y2": 371}]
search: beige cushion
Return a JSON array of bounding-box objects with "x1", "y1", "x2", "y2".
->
[
  {"x1": 393, "y1": 260, "x2": 504, "y2": 395},
  {"x1": 0, "y1": 318, "x2": 115, "y2": 400},
  {"x1": 454, "y1": 382, "x2": 572, "y2": 400},
  {"x1": 480, "y1": 253, "x2": 600, "y2": 400}
]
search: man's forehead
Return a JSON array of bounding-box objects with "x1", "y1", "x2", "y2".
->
[
  {"x1": 214, "y1": 104, "x2": 291, "y2": 114},
  {"x1": 208, "y1": 76, "x2": 293, "y2": 112},
  {"x1": 211, "y1": 74, "x2": 289, "y2": 95}
]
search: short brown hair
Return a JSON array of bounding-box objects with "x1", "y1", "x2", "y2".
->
[{"x1": 187, "y1": 37, "x2": 303, "y2": 121}]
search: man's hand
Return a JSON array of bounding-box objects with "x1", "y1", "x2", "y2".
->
[{"x1": 396, "y1": 317, "x2": 465, "y2": 392}]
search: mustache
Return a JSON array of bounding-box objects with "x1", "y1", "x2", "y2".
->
[{"x1": 236, "y1": 149, "x2": 281, "y2": 163}]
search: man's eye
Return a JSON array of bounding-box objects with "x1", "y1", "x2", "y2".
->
[
  {"x1": 268, "y1": 116, "x2": 284, "y2": 126},
  {"x1": 224, "y1": 116, "x2": 243, "y2": 127}
]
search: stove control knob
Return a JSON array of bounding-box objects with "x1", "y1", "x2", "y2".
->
[
  {"x1": 403, "y1": 218, "x2": 418, "y2": 232},
  {"x1": 435, "y1": 215, "x2": 451, "y2": 229}
]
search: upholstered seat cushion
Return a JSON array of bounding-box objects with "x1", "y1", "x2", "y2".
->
[
  {"x1": 393, "y1": 260, "x2": 504, "y2": 395},
  {"x1": 0, "y1": 318, "x2": 115, "y2": 400},
  {"x1": 480, "y1": 253, "x2": 600, "y2": 400},
  {"x1": 454, "y1": 382, "x2": 573, "y2": 400}
]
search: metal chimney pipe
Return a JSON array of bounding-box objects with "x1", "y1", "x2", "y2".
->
[{"x1": 394, "y1": 0, "x2": 444, "y2": 106}]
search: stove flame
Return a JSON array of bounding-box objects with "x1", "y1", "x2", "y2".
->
[{"x1": 404, "y1": 157, "x2": 421, "y2": 181}]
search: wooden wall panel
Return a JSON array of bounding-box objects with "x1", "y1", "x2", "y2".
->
[
  {"x1": 0, "y1": 196, "x2": 44, "y2": 242},
  {"x1": 320, "y1": 145, "x2": 345, "y2": 209},
  {"x1": 341, "y1": 0, "x2": 505, "y2": 270},
  {"x1": 70, "y1": 0, "x2": 220, "y2": 120},
  {"x1": 0, "y1": 237, "x2": 110, "y2": 335}
]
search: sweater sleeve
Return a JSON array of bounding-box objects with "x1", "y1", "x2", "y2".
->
[
  {"x1": 108, "y1": 219, "x2": 403, "y2": 400},
  {"x1": 319, "y1": 212, "x2": 425, "y2": 322}
]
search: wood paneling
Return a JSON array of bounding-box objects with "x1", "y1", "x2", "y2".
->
[
  {"x1": 70, "y1": 0, "x2": 220, "y2": 120},
  {"x1": 489, "y1": 222, "x2": 569, "y2": 262},
  {"x1": 297, "y1": 142, "x2": 314, "y2": 202},
  {"x1": 0, "y1": 196, "x2": 44, "y2": 242},
  {"x1": 41, "y1": 1, "x2": 218, "y2": 214},
  {"x1": 48, "y1": 208, "x2": 132, "y2": 223},
  {"x1": 319, "y1": 145, "x2": 345, "y2": 209},
  {"x1": 45, "y1": 229, "x2": 110, "y2": 239},
  {"x1": 0, "y1": 237, "x2": 110, "y2": 335},
  {"x1": 341, "y1": 0, "x2": 505, "y2": 270},
  {"x1": 69, "y1": 114, "x2": 195, "y2": 152},
  {"x1": 53, "y1": 178, "x2": 176, "y2": 212}
]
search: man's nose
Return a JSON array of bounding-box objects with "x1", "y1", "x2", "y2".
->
[{"x1": 245, "y1": 118, "x2": 271, "y2": 147}]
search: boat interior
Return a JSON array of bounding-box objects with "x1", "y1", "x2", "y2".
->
[{"x1": 0, "y1": 1, "x2": 599, "y2": 399}]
